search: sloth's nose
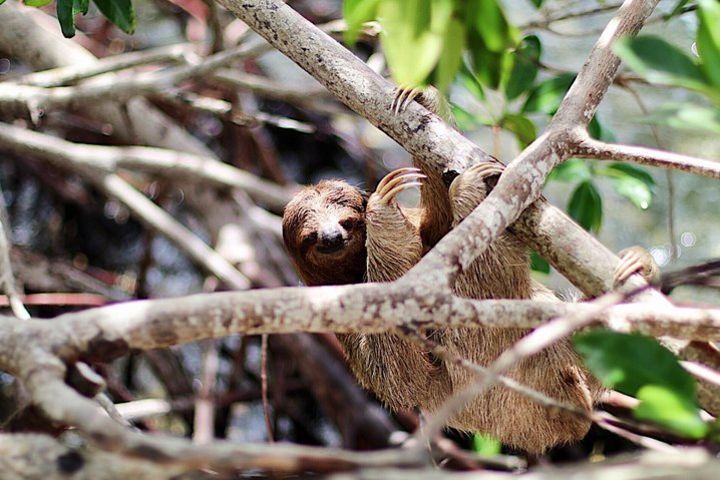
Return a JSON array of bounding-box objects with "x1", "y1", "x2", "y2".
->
[
  {"x1": 442, "y1": 169, "x2": 460, "y2": 187},
  {"x1": 317, "y1": 226, "x2": 344, "y2": 253}
]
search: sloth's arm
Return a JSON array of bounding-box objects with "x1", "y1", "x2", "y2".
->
[{"x1": 365, "y1": 169, "x2": 424, "y2": 282}]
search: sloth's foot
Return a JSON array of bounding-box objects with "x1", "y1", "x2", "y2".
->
[
  {"x1": 614, "y1": 246, "x2": 660, "y2": 287},
  {"x1": 448, "y1": 161, "x2": 505, "y2": 223}
]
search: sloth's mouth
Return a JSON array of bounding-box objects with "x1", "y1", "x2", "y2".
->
[{"x1": 316, "y1": 240, "x2": 347, "y2": 255}]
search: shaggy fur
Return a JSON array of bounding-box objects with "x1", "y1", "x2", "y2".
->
[{"x1": 281, "y1": 91, "x2": 602, "y2": 454}]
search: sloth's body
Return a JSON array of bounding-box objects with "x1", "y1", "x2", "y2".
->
[{"x1": 282, "y1": 90, "x2": 602, "y2": 453}]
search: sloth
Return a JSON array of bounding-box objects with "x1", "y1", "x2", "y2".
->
[{"x1": 281, "y1": 88, "x2": 656, "y2": 453}]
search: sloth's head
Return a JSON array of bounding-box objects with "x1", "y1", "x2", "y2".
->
[{"x1": 282, "y1": 180, "x2": 367, "y2": 286}]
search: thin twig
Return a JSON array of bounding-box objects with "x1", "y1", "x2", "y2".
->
[{"x1": 260, "y1": 334, "x2": 274, "y2": 442}]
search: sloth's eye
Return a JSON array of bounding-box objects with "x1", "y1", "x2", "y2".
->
[
  {"x1": 339, "y1": 219, "x2": 354, "y2": 230},
  {"x1": 301, "y1": 232, "x2": 318, "y2": 248}
]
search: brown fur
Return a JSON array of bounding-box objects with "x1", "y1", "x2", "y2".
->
[{"x1": 281, "y1": 93, "x2": 601, "y2": 453}]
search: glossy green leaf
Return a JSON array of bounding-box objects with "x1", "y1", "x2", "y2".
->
[
  {"x1": 547, "y1": 158, "x2": 591, "y2": 183},
  {"x1": 466, "y1": 0, "x2": 518, "y2": 52},
  {"x1": 601, "y1": 163, "x2": 654, "y2": 210},
  {"x1": 500, "y1": 113, "x2": 537, "y2": 148},
  {"x1": 503, "y1": 35, "x2": 541, "y2": 100},
  {"x1": 575, "y1": 330, "x2": 707, "y2": 439},
  {"x1": 57, "y1": 0, "x2": 76, "y2": 38},
  {"x1": 609, "y1": 173, "x2": 653, "y2": 210},
  {"x1": 93, "y1": 0, "x2": 135, "y2": 35},
  {"x1": 641, "y1": 103, "x2": 720, "y2": 133},
  {"x1": 472, "y1": 433, "x2": 501, "y2": 455},
  {"x1": 23, "y1": 0, "x2": 53, "y2": 6},
  {"x1": 604, "y1": 163, "x2": 655, "y2": 186},
  {"x1": 614, "y1": 36, "x2": 709, "y2": 91},
  {"x1": 696, "y1": 0, "x2": 720, "y2": 87},
  {"x1": 342, "y1": 0, "x2": 380, "y2": 45},
  {"x1": 530, "y1": 251, "x2": 550, "y2": 274},
  {"x1": 434, "y1": 18, "x2": 466, "y2": 93},
  {"x1": 574, "y1": 330, "x2": 697, "y2": 400},
  {"x1": 521, "y1": 73, "x2": 575, "y2": 114},
  {"x1": 74, "y1": 0, "x2": 89, "y2": 14},
  {"x1": 635, "y1": 385, "x2": 709, "y2": 438},
  {"x1": 567, "y1": 180, "x2": 602, "y2": 232}
]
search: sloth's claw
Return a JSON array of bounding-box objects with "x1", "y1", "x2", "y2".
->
[
  {"x1": 391, "y1": 86, "x2": 422, "y2": 114},
  {"x1": 374, "y1": 168, "x2": 425, "y2": 205},
  {"x1": 614, "y1": 246, "x2": 660, "y2": 287},
  {"x1": 376, "y1": 167, "x2": 422, "y2": 192},
  {"x1": 464, "y1": 161, "x2": 505, "y2": 181}
]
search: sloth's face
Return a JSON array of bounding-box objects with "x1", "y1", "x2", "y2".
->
[{"x1": 282, "y1": 180, "x2": 367, "y2": 286}]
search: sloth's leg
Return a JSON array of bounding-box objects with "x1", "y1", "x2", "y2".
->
[{"x1": 341, "y1": 169, "x2": 452, "y2": 412}]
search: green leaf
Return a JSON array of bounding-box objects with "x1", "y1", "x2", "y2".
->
[
  {"x1": 641, "y1": 103, "x2": 720, "y2": 133},
  {"x1": 574, "y1": 331, "x2": 697, "y2": 400},
  {"x1": 342, "y1": 0, "x2": 380, "y2": 45},
  {"x1": 529, "y1": 0, "x2": 545, "y2": 8},
  {"x1": 93, "y1": 0, "x2": 135, "y2": 35},
  {"x1": 434, "y1": 18, "x2": 466, "y2": 94},
  {"x1": 587, "y1": 116, "x2": 617, "y2": 142},
  {"x1": 601, "y1": 163, "x2": 654, "y2": 210},
  {"x1": 503, "y1": 35, "x2": 541, "y2": 101},
  {"x1": 547, "y1": 158, "x2": 591, "y2": 183},
  {"x1": 614, "y1": 36, "x2": 709, "y2": 92},
  {"x1": 459, "y1": 62, "x2": 486, "y2": 101},
  {"x1": 57, "y1": 0, "x2": 76, "y2": 38},
  {"x1": 696, "y1": 0, "x2": 720, "y2": 87},
  {"x1": 500, "y1": 113, "x2": 537, "y2": 148},
  {"x1": 0, "y1": 0, "x2": 5, "y2": 5},
  {"x1": 467, "y1": 29, "x2": 506, "y2": 88},
  {"x1": 665, "y1": 0, "x2": 692, "y2": 19},
  {"x1": 379, "y1": 0, "x2": 448, "y2": 87},
  {"x1": 74, "y1": 0, "x2": 89, "y2": 15},
  {"x1": 521, "y1": 73, "x2": 576, "y2": 114},
  {"x1": 466, "y1": 0, "x2": 518, "y2": 52},
  {"x1": 575, "y1": 330, "x2": 708, "y2": 439},
  {"x1": 567, "y1": 180, "x2": 602, "y2": 232},
  {"x1": 451, "y1": 104, "x2": 493, "y2": 130},
  {"x1": 530, "y1": 251, "x2": 550, "y2": 274},
  {"x1": 635, "y1": 385, "x2": 709, "y2": 438},
  {"x1": 23, "y1": 0, "x2": 53, "y2": 6},
  {"x1": 472, "y1": 433, "x2": 501, "y2": 455},
  {"x1": 608, "y1": 172, "x2": 653, "y2": 210}
]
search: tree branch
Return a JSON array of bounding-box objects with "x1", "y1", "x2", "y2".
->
[{"x1": 575, "y1": 136, "x2": 720, "y2": 179}]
